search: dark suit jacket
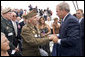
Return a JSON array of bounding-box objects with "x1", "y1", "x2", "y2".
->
[
  {"x1": 56, "y1": 13, "x2": 82, "y2": 56},
  {"x1": 80, "y1": 18, "x2": 84, "y2": 56},
  {"x1": 18, "y1": 21, "x2": 25, "y2": 36}
]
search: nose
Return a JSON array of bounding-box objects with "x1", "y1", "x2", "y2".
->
[{"x1": 7, "y1": 40, "x2": 10, "y2": 44}]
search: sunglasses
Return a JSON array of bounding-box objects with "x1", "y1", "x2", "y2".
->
[{"x1": 13, "y1": 15, "x2": 17, "y2": 17}]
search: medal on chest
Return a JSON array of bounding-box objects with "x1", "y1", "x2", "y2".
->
[
  {"x1": 32, "y1": 30, "x2": 35, "y2": 34},
  {"x1": 6, "y1": 26, "x2": 9, "y2": 30}
]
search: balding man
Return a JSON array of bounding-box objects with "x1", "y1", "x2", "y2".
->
[
  {"x1": 16, "y1": 17, "x2": 21, "y2": 23},
  {"x1": 49, "y1": 2, "x2": 82, "y2": 56}
]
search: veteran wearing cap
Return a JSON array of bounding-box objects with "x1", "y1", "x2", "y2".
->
[
  {"x1": 1, "y1": 7, "x2": 15, "y2": 44},
  {"x1": 21, "y1": 9, "x2": 53, "y2": 56},
  {"x1": 1, "y1": 7, "x2": 21, "y2": 56}
]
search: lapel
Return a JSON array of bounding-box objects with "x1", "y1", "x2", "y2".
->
[
  {"x1": 6, "y1": 20, "x2": 14, "y2": 29},
  {"x1": 63, "y1": 13, "x2": 71, "y2": 22},
  {"x1": 16, "y1": 22, "x2": 19, "y2": 31},
  {"x1": 59, "y1": 14, "x2": 71, "y2": 36},
  {"x1": 60, "y1": 13, "x2": 71, "y2": 27},
  {"x1": 16, "y1": 22, "x2": 18, "y2": 35}
]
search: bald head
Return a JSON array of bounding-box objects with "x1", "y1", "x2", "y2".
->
[{"x1": 17, "y1": 17, "x2": 21, "y2": 22}]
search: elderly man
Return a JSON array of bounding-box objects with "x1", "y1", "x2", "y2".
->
[
  {"x1": 1, "y1": 8, "x2": 15, "y2": 55},
  {"x1": 21, "y1": 9, "x2": 52, "y2": 56},
  {"x1": 49, "y1": 2, "x2": 82, "y2": 56},
  {"x1": 1, "y1": 8, "x2": 21, "y2": 56}
]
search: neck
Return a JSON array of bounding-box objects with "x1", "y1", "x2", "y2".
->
[
  {"x1": 1, "y1": 51, "x2": 9, "y2": 56},
  {"x1": 62, "y1": 12, "x2": 69, "y2": 19},
  {"x1": 79, "y1": 16, "x2": 83, "y2": 19}
]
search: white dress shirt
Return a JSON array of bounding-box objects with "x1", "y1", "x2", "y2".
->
[
  {"x1": 78, "y1": 17, "x2": 83, "y2": 23},
  {"x1": 11, "y1": 21, "x2": 17, "y2": 36}
]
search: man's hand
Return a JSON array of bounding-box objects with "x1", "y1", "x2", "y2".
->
[
  {"x1": 49, "y1": 34, "x2": 59, "y2": 43},
  {"x1": 48, "y1": 35, "x2": 53, "y2": 40},
  {"x1": 53, "y1": 35, "x2": 59, "y2": 43},
  {"x1": 15, "y1": 48, "x2": 19, "y2": 52}
]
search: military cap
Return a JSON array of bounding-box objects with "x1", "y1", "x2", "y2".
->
[
  {"x1": 1, "y1": 7, "x2": 11, "y2": 14},
  {"x1": 22, "y1": 14, "x2": 28, "y2": 19},
  {"x1": 26, "y1": 9, "x2": 37, "y2": 19}
]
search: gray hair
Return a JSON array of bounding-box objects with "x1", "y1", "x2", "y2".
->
[
  {"x1": 1, "y1": 32, "x2": 5, "y2": 41},
  {"x1": 57, "y1": 2, "x2": 70, "y2": 12}
]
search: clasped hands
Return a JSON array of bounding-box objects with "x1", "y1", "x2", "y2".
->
[{"x1": 48, "y1": 34, "x2": 59, "y2": 43}]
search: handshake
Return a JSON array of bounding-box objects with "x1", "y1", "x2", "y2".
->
[{"x1": 48, "y1": 34, "x2": 59, "y2": 43}]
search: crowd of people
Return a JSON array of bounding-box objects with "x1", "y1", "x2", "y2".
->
[
  {"x1": 1, "y1": 2, "x2": 84, "y2": 56},
  {"x1": 28, "y1": 4, "x2": 52, "y2": 21}
]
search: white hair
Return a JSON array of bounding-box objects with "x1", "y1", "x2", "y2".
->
[
  {"x1": 1, "y1": 32, "x2": 5, "y2": 41},
  {"x1": 57, "y1": 2, "x2": 70, "y2": 12}
]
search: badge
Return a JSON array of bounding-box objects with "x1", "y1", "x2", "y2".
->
[
  {"x1": 33, "y1": 31, "x2": 35, "y2": 34},
  {"x1": 6, "y1": 26, "x2": 9, "y2": 30},
  {"x1": 34, "y1": 34, "x2": 38, "y2": 37}
]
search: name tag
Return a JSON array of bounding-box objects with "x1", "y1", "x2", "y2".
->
[
  {"x1": 34, "y1": 34, "x2": 38, "y2": 37},
  {"x1": 8, "y1": 32, "x2": 13, "y2": 36}
]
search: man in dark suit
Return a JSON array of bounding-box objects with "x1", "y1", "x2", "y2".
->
[
  {"x1": 49, "y1": 2, "x2": 82, "y2": 56},
  {"x1": 80, "y1": 18, "x2": 84, "y2": 56},
  {"x1": 18, "y1": 18, "x2": 26, "y2": 36},
  {"x1": 76, "y1": 9, "x2": 84, "y2": 56},
  {"x1": 18, "y1": 15, "x2": 26, "y2": 51}
]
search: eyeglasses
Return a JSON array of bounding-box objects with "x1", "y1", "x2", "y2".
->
[{"x1": 13, "y1": 15, "x2": 17, "y2": 17}]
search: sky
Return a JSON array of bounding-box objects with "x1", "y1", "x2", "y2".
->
[{"x1": 1, "y1": 1, "x2": 84, "y2": 19}]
